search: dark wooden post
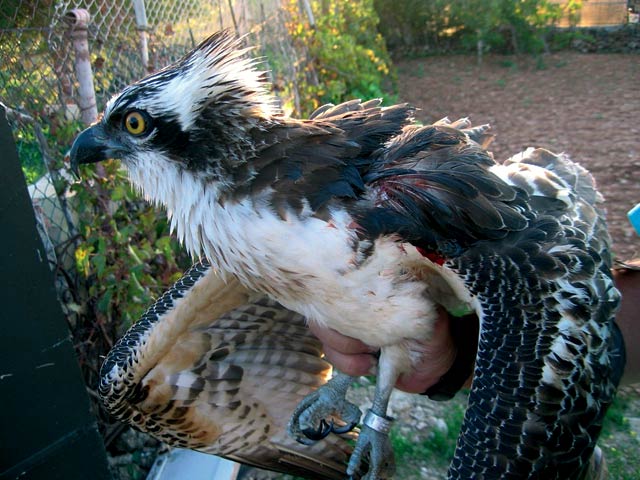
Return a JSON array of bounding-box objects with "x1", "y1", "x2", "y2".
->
[{"x1": 0, "y1": 105, "x2": 110, "y2": 480}]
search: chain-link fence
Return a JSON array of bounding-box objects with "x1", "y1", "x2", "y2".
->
[{"x1": 0, "y1": 0, "x2": 312, "y2": 318}]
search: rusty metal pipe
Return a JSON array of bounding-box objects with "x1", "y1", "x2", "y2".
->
[{"x1": 64, "y1": 9, "x2": 98, "y2": 126}]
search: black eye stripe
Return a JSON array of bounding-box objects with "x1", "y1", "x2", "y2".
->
[{"x1": 149, "y1": 116, "x2": 191, "y2": 153}]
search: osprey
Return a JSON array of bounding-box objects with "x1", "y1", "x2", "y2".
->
[{"x1": 70, "y1": 32, "x2": 625, "y2": 479}]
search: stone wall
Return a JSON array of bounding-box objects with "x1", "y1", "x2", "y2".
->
[{"x1": 554, "y1": 25, "x2": 640, "y2": 53}]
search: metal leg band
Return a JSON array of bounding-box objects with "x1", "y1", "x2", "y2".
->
[{"x1": 362, "y1": 409, "x2": 393, "y2": 434}]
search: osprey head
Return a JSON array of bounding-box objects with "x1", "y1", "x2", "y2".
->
[{"x1": 69, "y1": 31, "x2": 278, "y2": 191}]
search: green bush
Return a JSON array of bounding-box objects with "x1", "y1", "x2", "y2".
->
[
  {"x1": 374, "y1": 0, "x2": 585, "y2": 55},
  {"x1": 72, "y1": 161, "x2": 190, "y2": 334},
  {"x1": 283, "y1": 0, "x2": 396, "y2": 116},
  {"x1": 374, "y1": 0, "x2": 464, "y2": 53}
]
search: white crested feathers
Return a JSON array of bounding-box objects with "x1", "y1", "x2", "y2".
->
[{"x1": 105, "y1": 32, "x2": 279, "y2": 131}]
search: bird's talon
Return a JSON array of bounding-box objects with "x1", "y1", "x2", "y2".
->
[
  {"x1": 347, "y1": 422, "x2": 395, "y2": 479},
  {"x1": 301, "y1": 418, "x2": 333, "y2": 440}
]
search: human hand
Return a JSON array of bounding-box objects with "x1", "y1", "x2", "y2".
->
[
  {"x1": 308, "y1": 308, "x2": 458, "y2": 394},
  {"x1": 311, "y1": 259, "x2": 640, "y2": 394}
]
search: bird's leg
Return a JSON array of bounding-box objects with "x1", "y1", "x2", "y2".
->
[
  {"x1": 347, "y1": 345, "x2": 401, "y2": 480},
  {"x1": 288, "y1": 372, "x2": 362, "y2": 445}
]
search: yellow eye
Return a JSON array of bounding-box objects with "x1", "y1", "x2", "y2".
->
[{"x1": 124, "y1": 111, "x2": 149, "y2": 136}]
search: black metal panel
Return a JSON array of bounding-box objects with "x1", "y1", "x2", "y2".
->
[{"x1": 0, "y1": 105, "x2": 110, "y2": 480}]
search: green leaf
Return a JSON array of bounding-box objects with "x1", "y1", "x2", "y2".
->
[
  {"x1": 97, "y1": 288, "x2": 113, "y2": 314},
  {"x1": 92, "y1": 253, "x2": 106, "y2": 277}
]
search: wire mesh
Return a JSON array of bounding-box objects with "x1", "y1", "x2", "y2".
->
[
  {"x1": 0, "y1": 0, "x2": 308, "y2": 320},
  {"x1": 1, "y1": 5, "x2": 311, "y2": 465}
]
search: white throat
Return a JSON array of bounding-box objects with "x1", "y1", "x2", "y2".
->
[
  {"x1": 126, "y1": 153, "x2": 214, "y2": 259},
  {"x1": 124, "y1": 153, "x2": 360, "y2": 295}
]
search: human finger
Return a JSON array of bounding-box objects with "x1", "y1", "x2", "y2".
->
[
  {"x1": 309, "y1": 322, "x2": 375, "y2": 355},
  {"x1": 322, "y1": 343, "x2": 376, "y2": 377}
]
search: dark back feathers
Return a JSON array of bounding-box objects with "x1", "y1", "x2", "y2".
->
[
  {"x1": 359, "y1": 125, "x2": 529, "y2": 254},
  {"x1": 234, "y1": 100, "x2": 415, "y2": 216}
]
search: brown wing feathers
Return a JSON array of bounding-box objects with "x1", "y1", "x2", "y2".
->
[{"x1": 100, "y1": 262, "x2": 356, "y2": 479}]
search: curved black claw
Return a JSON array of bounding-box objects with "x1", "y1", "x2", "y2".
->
[
  {"x1": 331, "y1": 419, "x2": 359, "y2": 434},
  {"x1": 301, "y1": 419, "x2": 333, "y2": 441}
]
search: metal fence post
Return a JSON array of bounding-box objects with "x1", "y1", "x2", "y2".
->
[
  {"x1": 133, "y1": 0, "x2": 150, "y2": 71},
  {"x1": 64, "y1": 9, "x2": 98, "y2": 126}
]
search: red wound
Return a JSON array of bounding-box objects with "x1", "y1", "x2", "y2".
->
[{"x1": 416, "y1": 246, "x2": 446, "y2": 265}]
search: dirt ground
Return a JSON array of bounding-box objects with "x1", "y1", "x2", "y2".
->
[{"x1": 396, "y1": 52, "x2": 640, "y2": 262}]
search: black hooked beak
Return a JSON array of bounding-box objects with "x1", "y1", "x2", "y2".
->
[{"x1": 67, "y1": 126, "x2": 109, "y2": 178}]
